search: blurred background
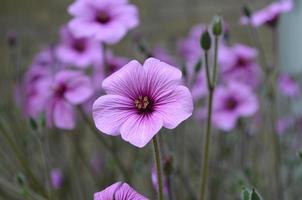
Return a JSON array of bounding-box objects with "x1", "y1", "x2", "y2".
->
[{"x1": 0, "y1": 0, "x2": 302, "y2": 200}]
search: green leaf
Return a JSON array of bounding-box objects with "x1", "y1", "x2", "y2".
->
[
  {"x1": 29, "y1": 118, "x2": 38, "y2": 130},
  {"x1": 241, "y1": 187, "x2": 249, "y2": 200}
]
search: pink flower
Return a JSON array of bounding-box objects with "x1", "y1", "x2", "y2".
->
[
  {"x1": 278, "y1": 73, "x2": 300, "y2": 98},
  {"x1": 50, "y1": 168, "x2": 64, "y2": 190},
  {"x1": 94, "y1": 182, "x2": 148, "y2": 200},
  {"x1": 213, "y1": 82, "x2": 258, "y2": 131},
  {"x1": 177, "y1": 24, "x2": 205, "y2": 66},
  {"x1": 152, "y1": 45, "x2": 178, "y2": 67},
  {"x1": 56, "y1": 26, "x2": 103, "y2": 68},
  {"x1": 46, "y1": 70, "x2": 94, "y2": 130},
  {"x1": 68, "y1": 0, "x2": 139, "y2": 44},
  {"x1": 219, "y1": 44, "x2": 261, "y2": 88},
  {"x1": 92, "y1": 58, "x2": 193, "y2": 147},
  {"x1": 22, "y1": 48, "x2": 55, "y2": 117},
  {"x1": 276, "y1": 116, "x2": 294, "y2": 135},
  {"x1": 240, "y1": 0, "x2": 293, "y2": 27}
]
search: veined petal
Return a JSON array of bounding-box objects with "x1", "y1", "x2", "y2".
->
[
  {"x1": 53, "y1": 100, "x2": 75, "y2": 130},
  {"x1": 102, "y1": 60, "x2": 143, "y2": 98},
  {"x1": 156, "y1": 86, "x2": 193, "y2": 129},
  {"x1": 120, "y1": 113, "x2": 163, "y2": 148},
  {"x1": 92, "y1": 95, "x2": 134, "y2": 136}
]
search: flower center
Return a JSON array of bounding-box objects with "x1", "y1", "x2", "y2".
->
[
  {"x1": 96, "y1": 11, "x2": 111, "y2": 24},
  {"x1": 225, "y1": 98, "x2": 238, "y2": 110},
  {"x1": 54, "y1": 84, "x2": 67, "y2": 98},
  {"x1": 135, "y1": 96, "x2": 153, "y2": 113},
  {"x1": 72, "y1": 39, "x2": 86, "y2": 53},
  {"x1": 236, "y1": 57, "x2": 248, "y2": 68}
]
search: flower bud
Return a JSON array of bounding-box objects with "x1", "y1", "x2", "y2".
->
[
  {"x1": 212, "y1": 16, "x2": 223, "y2": 36},
  {"x1": 200, "y1": 30, "x2": 211, "y2": 51},
  {"x1": 242, "y1": 5, "x2": 252, "y2": 18},
  {"x1": 194, "y1": 58, "x2": 202, "y2": 73}
]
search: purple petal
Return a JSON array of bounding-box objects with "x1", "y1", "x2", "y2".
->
[
  {"x1": 53, "y1": 100, "x2": 75, "y2": 130},
  {"x1": 156, "y1": 86, "x2": 193, "y2": 129},
  {"x1": 120, "y1": 113, "x2": 163, "y2": 148},
  {"x1": 92, "y1": 95, "x2": 134, "y2": 136}
]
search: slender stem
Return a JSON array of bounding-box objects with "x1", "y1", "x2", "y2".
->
[
  {"x1": 200, "y1": 35, "x2": 220, "y2": 200},
  {"x1": 212, "y1": 36, "x2": 219, "y2": 87},
  {"x1": 200, "y1": 89, "x2": 214, "y2": 200},
  {"x1": 78, "y1": 108, "x2": 130, "y2": 182},
  {"x1": 152, "y1": 135, "x2": 164, "y2": 200}
]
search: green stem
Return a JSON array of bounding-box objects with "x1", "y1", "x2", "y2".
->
[
  {"x1": 212, "y1": 36, "x2": 219, "y2": 87},
  {"x1": 152, "y1": 135, "x2": 164, "y2": 200},
  {"x1": 200, "y1": 89, "x2": 214, "y2": 200}
]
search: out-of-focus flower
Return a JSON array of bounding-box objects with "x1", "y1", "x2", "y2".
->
[
  {"x1": 177, "y1": 24, "x2": 205, "y2": 66},
  {"x1": 46, "y1": 70, "x2": 93, "y2": 130},
  {"x1": 21, "y1": 48, "x2": 55, "y2": 117},
  {"x1": 213, "y1": 82, "x2": 258, "y2": 131},
  {"x1": 68, "y1": 0, "x2": 139, "y2": 44},
  {"x1": 240, "y1": 0, "x2": 293, "y2": 27},
  {"x1": 152, "y1": 45, "x2": 178, "y2": 67},
  {"x1": 94, "y1": 182, "x2": 148, "y2": 200},
  {"x1": 92, "y1": 58, "x2": 193, "y2": 147},
  {"x1": 50, "y1": 168, "x2": 64, "y2": 190},
  {"x1": 56, "y1": 26, "x2": 103, "y2": 68},
  {"x1": 276, "y1": 116, "x2": 295, "y2": 135},
  {"x1": 278, "y1": 73, "x2": 300, "y2": 98},
  {"x1": 219, "y1": 44, "x2": 261, "y2": 88}
]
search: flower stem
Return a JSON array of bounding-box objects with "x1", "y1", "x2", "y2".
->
[
  {"x1": 200, "y1": 35, "x2": 219, "y2": 200},
  {"x1": 152, "y1": 135, "x2": 164, "y2": 200}
]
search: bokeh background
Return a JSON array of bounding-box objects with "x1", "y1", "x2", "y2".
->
[{"x1": 1, "y1": 0, "x2": 302, "y2": 200}]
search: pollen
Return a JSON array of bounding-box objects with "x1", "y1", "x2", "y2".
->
[{"x1": 135, "y1": 96, "x2": 150, "y2": 110}]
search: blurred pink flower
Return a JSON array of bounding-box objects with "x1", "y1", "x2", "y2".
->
[
  {"x1": 152, "y1": 45, "x2": 178, "y2": 67},
  {"x1": 276, "y1": 116, "x2": 295, "y2": 135},
  {"x1": 68, "y1": 0, "x2": 139, "y2": 44},
  {"x1": 177, "y1": 24, "x2": 205, "y2": 66},
  {"x1": 278, "y1": 73, "x2": 300, "y2": 98},
  {"x1": 46, "y1": 70, "x2": 94, "y2": 130},
  {"x1": 92, "y1": 58, "x2": 193, "y2": 147},
  {"x1": 213, "y1": 82, "x2": 258, "y2": 131},
  {"x1": 21, "y1": 48, "x2": 55, "y2": 117},
  {"x1": 94, "y1": 182, "x2": 148, "y2": 200},
  {"x1": 50, "y1": 168, "x2": 64, "y2": 190},
  {"x1": 219, "y1": 44, "x2": 261, "y2": 88},
  {"x1": 240, "y1": 0, "x2": 293, "y2": 27},
  {"x1": 56, "y1": 26, "x2": 103, "y2": 68}
]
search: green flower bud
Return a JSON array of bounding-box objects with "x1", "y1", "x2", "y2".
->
[
  {"x1": 212, "y1": 16, "x2": 223, "y2": 36},
  {"x1": 200, "y1": 30, "x2": 211, "y2": 51}
]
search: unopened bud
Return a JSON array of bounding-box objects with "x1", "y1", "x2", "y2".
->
[
  {"x1": 212, "y1": 16, "x2": 223, "y2": 36},
  {"x1": 200, "y1": 30, "x2": 211, "y2": 51}
]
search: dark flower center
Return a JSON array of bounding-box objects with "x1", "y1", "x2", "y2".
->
[
  {"x1": 72, "y1": 39, "x2": 86, "y2": 53},
  {"x1": 135, "y1": 96, "x2": 153, "y2": 113},
  {"x1": 236, "y1": 57, "x2": 249, "y2": 68},
  {"x1": 54, "y1": 84, "x2": 67, "y2": 98},
  {"x1": 225, "y1": 98, "x2": 238, "y2": 110},
  {"x1": 96, "y1": 11, "x2": 111, "y2": 24},
  {"x1": 266, "y1": 16, "x2": 279, "y2": 27},
  {"x1": 106, "y1": 62, "x2": 119, "y2": 76}
]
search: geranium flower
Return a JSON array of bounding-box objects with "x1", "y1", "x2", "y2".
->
[
  {"x1": 219, "y1": 44, "x2": 261, "y2": 88},
  {"x1": 68, "y1": 0, "x2": 139, "y2": 44},
  {"x1": 94, "y1": 182, "x2": 148, "y2": 200},
  {"x1": 278, "y1": 73, "x2": 300, "y2": 98},
  {"x1": 50, "y1": 168, "x2": 64, "y2": 190},
  {"x1": 240, "y1": 0, "x2": 293, "y2": 27},
  {"x1": 213, "y1": 82, "x2": 258, "y2": 131},
  {"x1": 46, "y1": 70, "x2": 93, "y2": 130},
  {"x1": 92, "y1": 58, "x2": 193, "y2": 147},
  {"x1": 56, "y1": 26, "x2": 103, "y2": 68}
]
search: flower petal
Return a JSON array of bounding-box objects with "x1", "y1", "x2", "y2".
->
[
  {"x1": 120, "y1": 113, "x2": 163, "y2": 148},
  {"x1": 156, "y1": 86, "x2": 193, "y2": 129},
  {"x1": 102, "y1": 60, "x2": 143, "y2": 97},
  {"x1": 53, "y1": 100, "x2": 75, "y2": 130},
  {"x1": 92, "y1": 95, "x2": 134, "y2": 136}
]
